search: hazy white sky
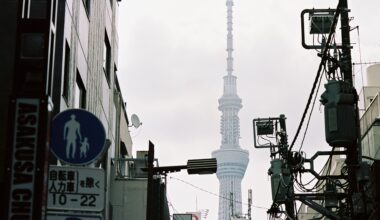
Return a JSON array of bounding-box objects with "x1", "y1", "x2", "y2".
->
[{"x1": 117, "y1": 0, "x2": 380, "y2": 219}]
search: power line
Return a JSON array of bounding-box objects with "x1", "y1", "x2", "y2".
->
[
  {"x1": 298, "y1": 66, "x2": 325, "y2": 152},
  {"x1": 352, "y1": 61, "x2": 380, "y2": 65},
  {"x1": 354, "y1": 26, "x2": 364, "y2": 88},
  {"x1": 168, "y1": 176, "x2": 268, "y2": 210},
  {"x1": 289, "y1": 1, "x2": 341, "y2": 152},
  {"x1": 168, "y1": 199, "x2": 179, "y2": 213},
  {"x1": 362, "y1": 155, "x2": 379, "y2": 161}
]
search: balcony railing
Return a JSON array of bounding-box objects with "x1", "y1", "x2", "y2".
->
[
  {"x1": 360, "y1": 92, "x2": 380, "y2": 137},
  {"x1": 112, "y1": 158, "x2": 158, "y2": 179}
]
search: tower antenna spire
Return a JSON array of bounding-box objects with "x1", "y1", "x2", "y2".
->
[
  {"x1": 226, "y1": 0, "x2": 234, "y2": 76},
  {"x1": 212, "y1": 1, "x2": 249, "y2": 220}
]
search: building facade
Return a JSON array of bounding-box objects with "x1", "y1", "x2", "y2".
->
[
  {"x1": 51, "y1": 1, "x2": 129, "y2": 218},
  {"x1": 0, "y1": 0, "x2": 132, "y2": 219},
  {"x1": 359, "y1": 64, "x2": 380, "y2": 162},
  {"x1": 212, "y1": 1, "x2": 249, "y2": 219},
  {"x1": 359, "y1": 65, "x2": 380, "y2": 220},
  {"x1": 0, "y1": 0, "x2": 19, "y2": 199}
]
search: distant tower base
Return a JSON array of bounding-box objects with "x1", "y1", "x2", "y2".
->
[
  {"x1": 213, "y1": 0, "x2": 249, "y2": 219},
  {"x1": 212, "y1": 148, "x2": 249, "y2": 220}
]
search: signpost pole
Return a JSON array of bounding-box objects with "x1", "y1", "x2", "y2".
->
[{"x1": 146, "y1": 141, "x2": 155, "y2": 220}]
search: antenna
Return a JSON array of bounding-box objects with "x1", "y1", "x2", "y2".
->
[
  {"x1": 129, "y1": 114, "x2": 142, "y2": 128},
  {"x1": 226, "y1": 0, "x2": 234, "y2": 76},
  {"x1": 248, "y1": 189, "x2": 252, "y2": 220},
  {"x1": 196, "y1": 196, "x2": 198, "y2": 212}
]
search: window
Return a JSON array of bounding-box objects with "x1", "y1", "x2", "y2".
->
[
  {"x1": 62, "y1": 41, "x2": 70, "y2": 101},
  {"x1": 29, "y1": 0, "x2": 48, "y2": 19},
  {"x1": 47, "y1": 31, "x2": 55, "y2": 96},
  {"x1": 103, "y1": 33, "x2": 111, "y2": 85},
  {"x1": 113, "y1": 65, "x2": 119, "y2": 105},
  {"x1": 120, "y1": 141, "x2": 128, "y2": 157},
  {"x1": 82, "y1": 0, "x2": 91, "y2": 16},
  {"x1": 51, "y1": 0, "x2": 57, "y2": 25},
  {"x1": 74, "y1": 71, "x2": 86, "y2": 109}
]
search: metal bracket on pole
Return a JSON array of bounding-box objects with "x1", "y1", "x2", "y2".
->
[
  {"x1": 300, "y1": 8, "x2": 350, "y2": 50},
  {"x1": 298, "y1": 197, "x2": 341, "y2": 220},
  {"x1": 301, "y1": 150, "x2": 348, "y2": 180}
]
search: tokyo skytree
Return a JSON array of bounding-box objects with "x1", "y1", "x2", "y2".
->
[{"x1": 211, "y1": 0, "x2": 249, "y2": 220}]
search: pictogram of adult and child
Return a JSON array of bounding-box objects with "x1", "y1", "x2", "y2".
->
[{"x1": 63, "y1": 114, "x2": 90, "y2": 159}]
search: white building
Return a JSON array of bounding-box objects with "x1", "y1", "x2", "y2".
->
[
  {"x1": 212, "y1": 1, "x2": 249, "y2": 220},
  {"x1": 51, "y1": 1, "x2": 129, "y2": 218},
  {"x1": 359, "y1": 64, "x2": 380, "y2": 161}
]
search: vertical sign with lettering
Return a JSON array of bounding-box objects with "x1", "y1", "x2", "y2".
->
[
  {"x1": 8, "y1": 98, "x2": 40, "y2": 219},
  {"x1": 3, "y1": 0, "x2": 54, "y2": 219}
]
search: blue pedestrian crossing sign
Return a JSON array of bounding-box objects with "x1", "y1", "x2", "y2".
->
[{"x1": 51, "y1": 109, "x2": 106, "y2": 165}]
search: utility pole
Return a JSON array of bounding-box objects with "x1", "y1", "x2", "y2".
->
[
  {"x1": 253, "y1": 1, "x2": 369, "y2": 219},
  {"x1": 339, "y1": 0, "x2": 365, "y2": 218},
  {"x1": 145, "y1": 142, "x2": 217, "y2": 220},
  {"x1": 146, "y1": 141, "x2": 155, "y2": 220},
  {"x1": 278, "y1": 115, "x2": 295, "y2": 220},
  {"x1": 297, "y1": 0, "x2": 367, "y2": 218},
  {"x1": 253, "y1": 115, "x2": 296, "y2": 220}
]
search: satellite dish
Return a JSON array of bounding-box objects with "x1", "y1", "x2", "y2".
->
[{"x1": 130, "y1": 114, "x2": 142, "y2": 128}]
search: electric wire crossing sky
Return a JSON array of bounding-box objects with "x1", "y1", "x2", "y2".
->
[{"x1": 212, "y1": 0, "x2": 249, "y2": 219}]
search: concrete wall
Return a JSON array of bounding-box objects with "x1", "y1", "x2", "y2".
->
[
  {"x1": 359, "y1": 87, "x2": 380, "y2": 114},
  {"x1": 362, "y1": 123, "x2": 380, "y2": 162},
  {"x1": 110, "y1": 177, "x2": 148, "y2": 220},
  {"x1": 120, "y1": 106, "x2": 133, "y2": 156}
]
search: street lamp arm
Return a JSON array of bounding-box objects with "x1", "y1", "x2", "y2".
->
[
  {"x1": 141, "y1": 158, "x2": 218, "y2": 175},
  {"x1": 141, "y1": 165, "x2": 187, "y2": 174}
]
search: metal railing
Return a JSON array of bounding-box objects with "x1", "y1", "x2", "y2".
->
[
  {"x1": 360, "y1": 92, "x2": 380, "y2": 137},
  {"x1": 112, "y1": 157, "x2": 158, "y2": 179}
]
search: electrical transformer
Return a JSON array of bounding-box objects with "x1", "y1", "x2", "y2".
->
[
  {"x1": 268, "y1": 159, "x2": 292, "y2": 203},
  {"x1": 320, "y1": 80, "x2": 356, "y2": 147}
]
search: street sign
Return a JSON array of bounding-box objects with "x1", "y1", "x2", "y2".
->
[
  {"x1": 173, "y1": 214, "x2": 192, "y2": 220},
  {"x1": 8, "y1": 98, "x2": 40, "y2": 219},
  {"x1": 46, "y1": 212, "x2": 102, "y2": 220},
  {"x1": 51, "y1": 109, "x2": 106, "y2": 165},
  {"x1": 6, "y1": 97, "x2": 51, "y2": 220},
  {"x1": 47, "y1": 166, "x2": 105, "y2": 211}
]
